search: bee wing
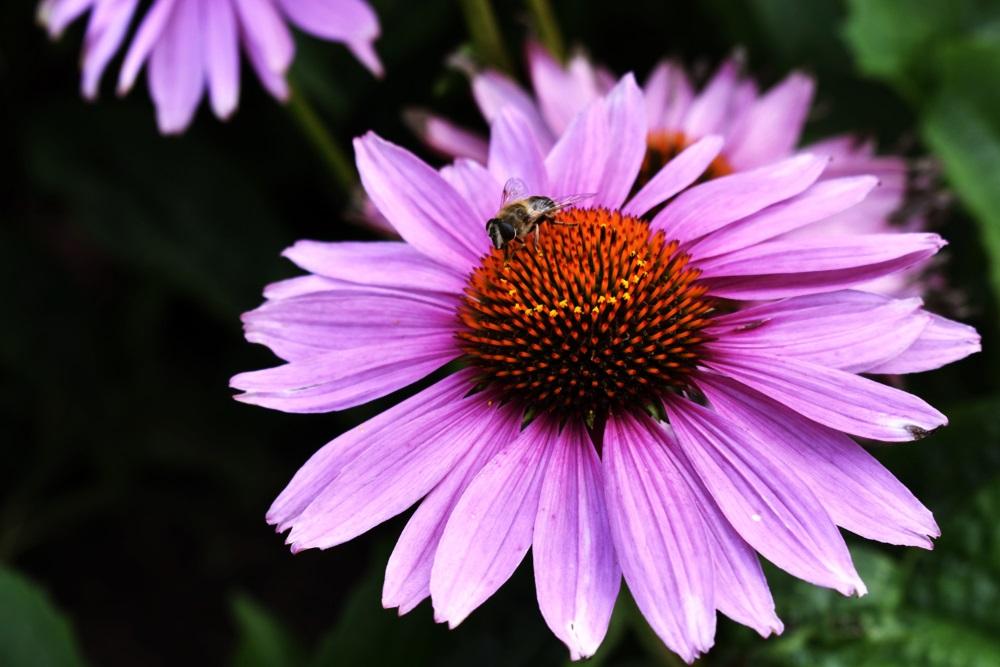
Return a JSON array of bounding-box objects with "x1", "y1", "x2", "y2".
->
[
  {"x1": 501, "y1": 177, "x2": 529, "y2": 206},
  {"x1": 549, "y1": 192, "x2": 596, "y2": 211}
]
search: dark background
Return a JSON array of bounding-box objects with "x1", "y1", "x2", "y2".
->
[{"x1": 4, "y1": 1, "x2": 1000, "y2": 665}]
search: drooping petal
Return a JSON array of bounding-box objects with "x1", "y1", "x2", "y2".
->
[
  {"x1": 663, "y1": 395, "x2": 866, "y2": 596},
  {"x1": 266, "y1": 369, "x2": 475, "y2": 528},
  {"x1": 242, "y1": 286, "x2": 459, "y2": 361},
  {"x1": 687, "y1": 176, "x2": 878, "y2": 259},
  {"x1": 281, "y1": 240, "x2": 467, "y2": 294},
  {"x1": 241, "y1": 19, "x2": 289, "y2": 100},
  {"x1": 117, "y1": 0, "x2": 176, "y2": 95},
  {"x1": 544, "y1": 99, "x2": 608, "y2": 200},
  {"x1": 80, "y1": 0, "x2": 139, "y2": 99},
  {"x1": 276, "y1": 0, "x2": 382, "y2": 75},
  {"x1": 527, "y1": 41, "x2": 602, "y2": 135},
  {"x1": 489, "y1": 106, "x2": 549, "y2": 195},
  {"x1": 725, "y1": 72, "x2": 815, "y2": 169},
  {"x1": 650, "y1": 154, "x2": 828, "y2": 244},
  {"x1": 232, "y1": 0, "x2": 294, "y2": 76},
  {"x1": 603, "y1": 411, "x2": 715, "y2": 663},
  {"x1": 699, "y1": 233, "x2": 945, "y2": 300},
  {"x1": 597, "y1": 74, "x2": 647, "y2": 209},
  {"x1": 533, "y1": 421, "x2": 620, "y2": 660},
  {"x1": 354, "y1": 132, "x2": 486, "y2": 270},
  {"x1": 431, "y1": 418, "x2": 555, "y2": 628},
  {"x1": 406, "y1": 110, "x2": 489, "y2": 162},
  {"x1": 282, "y1": 383, "x2": 511, "y2": 552},
  {"x1": 655, "y1": 424, "x2": 782, "y2": 637},
  {"x1": 698, "y1": 373, "x2": 940, "y2": 548},
  {"x1": 201, "y1": 0, "x2": 240, "y2": 119},
  {"x1": 624, "y1": 135, "x2": 724, "y2": 218},
  {"x1": 147, "y1": 0, "x2": 204, "y2": 134},
  {"x1": 230, "y1": 335, "x2": 457, "y2": 413},
  {"x1": 39, "y1": 0, "x2": 96, "y2": 38},
  {"x1": 867, "y1": 312, "x2": 981, "y2": 374},
  {"x1": 708, "y1": 292, "x2": 929, "y2": 373},
  {"x1": 383, "y1": 401, "x2": 522, "y2": 614},
  {"x1": 706, "y1": 350, "x2": 948, "y2": 441}
]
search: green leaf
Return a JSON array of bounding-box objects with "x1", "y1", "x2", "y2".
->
[
  {"x1": 230, "y1": 595, "x2": 302, "y2": 667},
  {"x1": 923, "y1": 97, "x2": 1000, "y2": 311},
  {"x1": 0, "y1": 567, "x2": 86, "y2": 667}
]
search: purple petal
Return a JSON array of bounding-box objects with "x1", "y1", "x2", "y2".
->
[
  {"x1": 354, "y1": 133, "x2": 486, "y2": 270},
  {"x1": 230, "y1": 335, "x2": 457, "y2": 413},
  {"x1": 663, "y1": 395, "x2": 866, "y2": 596},
  {"x1": 681, "y1": 59, "x2": 739, "y2": 139},
  {"x1": 527, "y1": 41, "x2": 602, "y2": 135},
  {"x1": 699, "y1": 233, "x2": 945, "y2": 300},
  {"x1": 277, "y1": 0, "x2": 382, "y2": 75},
  {"x1": 148, "y1": 0, "x2": 204, "y2": 134},
  {"x1": 117, "y1": 0, "x2": 176, "y2": 95},
  {"x1": 262, "y1": 274, "x2": 341, "y2": 300},
  {"x1": 383, "y1": 402, "x2": 522, "y2": 614},
  {"x1": 725, "y1": 73, "x2": 815, "y2": 169},
  {"x1": 242, "y1": 286, "x2": 459, "y2": 362},
  {"x1": 533, "y1": 421, "x2": 620, "y2": 660},
  {"x1": 39, "y1": 0, "x2": 96, "y2": 38},
  {"x1": 431, "y1": 418, "x2": 555, "y2": 628},
  {"x1": 658, "y1": 425, "x2": 782, "y2": 636},
  {"x1": 233, "y1": 0, "x2": 293, "y2": 74},
  {"x1": 624, "y1": 135, "x2": 724, "y2": 218},
  {"x1": 708, "y1": 292, "x2": 929, "y2": 373},
  {"x1": 472, "y1": 70, "x2": 553, "y2": 152},
  {"x1": 281, "y1": 240, "x2": 467, "y2": 294},
  {"x1": 201, "y1": 0, "x2": 240, "y2": 119},
  {"x1": 80, "y1": 0, "x2": 138, "y2": 99},
  {"x1": 282, "y1": 383, "x2": 509, "y2": 552},
  {"x1": 439, "y1": 159, "x2": 503, "y2": 226},
  {"x1": 651, "y1": 154, "x2": 827, "y2": 244},
  {"x1": 406, "y1": 110, "x2": 489, "y2": 162},
  {"x1": 705, "y1": 350, "x2": 948, "y2": 441},
  {"x1": 659, "y1": 62, "x2": 694, "y2": 129},
  {"x1": 266, "y1": 369, "x2": 474, "y2": 528},
  {"x1": 687, "y1": 176, "x2": 878, "y2": 259},
  {"x1": 544, "y1": 99, "x2": 608, "y2": 200},
  {"x1": 603, "y1": 411, "x2": 715, "y2": 663},
  {"x1": 597, "y1": 74, "x2": 647, "y2": 209},
  {"x1": 698, "y1": 373, "x2": 940, "y2": 548},
  {"x1": 489, "y1": 107, "x2": 549, "y2": 194},
  {"x1": 867, "y1": 313, "x2": 981, "y2": 374}
]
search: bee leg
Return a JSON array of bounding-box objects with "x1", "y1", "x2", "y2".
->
[
  {"x1": 532, "y1": 227, "x2": 543, "y2": 256},
  {"x1": 503, "y1": 244, "x2": 513, "y2": 265}
]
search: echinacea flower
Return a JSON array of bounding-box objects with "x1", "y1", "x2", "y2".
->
[
  {"x1": 409, "y1": 46, "x2": 933, "y2": 297},
  {"x1": 38, "y1": 0, "x2": 381, "y2": 134},
  {"x1": 234, "y1": 76, "x2": 980, "y2": 662}
]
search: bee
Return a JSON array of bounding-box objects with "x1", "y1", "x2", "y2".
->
[{"x1": 486, "y1": 178, "x2": 594, "y2": 261}]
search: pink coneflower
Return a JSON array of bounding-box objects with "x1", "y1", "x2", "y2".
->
[
  {"x1": 38, "y1": 0, "x2": 382, "y2": 134},
  {"x1": 233, "y1": 76, "x2": 979, "y2": 661},
  {"x1": 410, "y1": 46, "x2": 931, "y2": 296}
]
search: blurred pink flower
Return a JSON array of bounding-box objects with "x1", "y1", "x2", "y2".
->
[
  {"x1": 234, "y1": 76, "x2": 979, "y2": 661},
  {"x1": 38, "y1": 0, "x2": 381, "y2": 134}
]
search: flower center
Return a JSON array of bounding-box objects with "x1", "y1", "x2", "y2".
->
[
  {"x1": 457, "y1": 208, "x2": 714, "y2": 419},
  {"x1": 633, "y1": 130, "x2": 733, "y2": 196}
]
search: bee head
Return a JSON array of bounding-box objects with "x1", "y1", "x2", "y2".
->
[{"x1": 486, "y1": 218, "x2": 516, "y2": 249}]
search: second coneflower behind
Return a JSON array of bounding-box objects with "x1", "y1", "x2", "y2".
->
[{"x1": 234, "y1": 76, "x2": 979, "y2": 662}]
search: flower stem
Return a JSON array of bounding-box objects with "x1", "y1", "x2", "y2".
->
[
  {"x1": 287, "y1": 86, "x2": 356, "y2": 194},
  {"x1": 459, "y1": 0, "x2": 513, "y2": 73},
  {"x1": 526, "y1": 0, "x2": 565, "y2": 62}
]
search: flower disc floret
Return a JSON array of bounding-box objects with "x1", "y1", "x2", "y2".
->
[{"x1": 458, "y1": 207, "x2": 713, "y2": 417}]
